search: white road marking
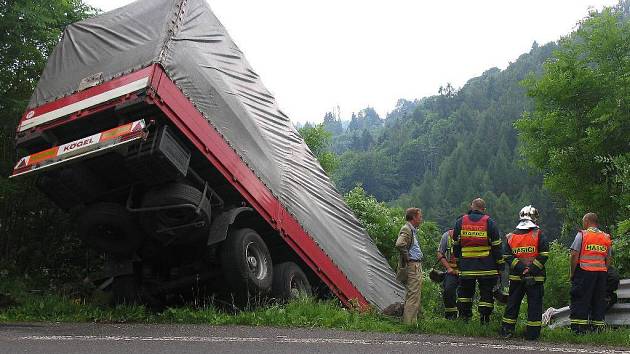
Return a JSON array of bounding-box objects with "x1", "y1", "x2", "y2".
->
[{"x1": 18, "y1": 334, "x2": 630, "y2": 353}]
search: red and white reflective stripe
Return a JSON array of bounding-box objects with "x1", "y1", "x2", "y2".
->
[
  {"x1": 12, "y1": 120, "x2": 145, "y2": 176},
  {"x1": 18, "y1": 77, "x2": 149, "y2": 132}
]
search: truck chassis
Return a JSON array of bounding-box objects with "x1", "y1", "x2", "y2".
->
[{"x1": 13, "y1": 64, "x2": 368, "y2": 308}]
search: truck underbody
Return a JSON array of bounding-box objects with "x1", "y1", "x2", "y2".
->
[{"x1": 13, "y1": 64, "x2": 368, "y2": 308}]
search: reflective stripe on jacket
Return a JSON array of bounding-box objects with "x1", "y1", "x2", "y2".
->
[
  {"x1": 454, "y1": 211, "x2": 501, "y2": 278},
  {"x1": 460, "y1": 214, "x2": 491, "y2": 258},
  {"x1": 507, "y1": 229, "x2": 540, "y2": 266},
  {"x1": 579, "y1": 230, "x2": 611, "y2": 272},
  {"x1": 503, "y1": 227, "x2": 548, "y2": 282}
]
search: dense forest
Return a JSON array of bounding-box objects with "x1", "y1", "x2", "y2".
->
[{"x1": 315, "y1": 42, "x2": 562, "y2": 240}]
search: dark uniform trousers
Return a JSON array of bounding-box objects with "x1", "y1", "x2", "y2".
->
[
  {"x1": 501, "y1": 279, "x2": 543, "y2": 339},
  {"x1": 570, "y1": 268, "x2": 608, "y2": 333},
  {"x1": 442, "y1": 273, "x2": 458, "y2": 319},
  {"x1": 457, "y1": 277, "x2": 496, "y2": 323}
]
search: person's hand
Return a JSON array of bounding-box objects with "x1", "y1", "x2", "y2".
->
[
  {"x1": 447, "y1": 267, "x2": 458, "y2": 275},
  {"x1": 522, "y1": 267, "x2": 530, "y2": 276}
]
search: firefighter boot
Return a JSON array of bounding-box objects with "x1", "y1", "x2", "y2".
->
[{"x1": 499, "y1": 324, "x2": 515, "y2": 339}]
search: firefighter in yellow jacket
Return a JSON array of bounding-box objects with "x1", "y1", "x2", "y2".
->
[
  {"x1": 570, "y1": 212, "x2": 612, "y2": 334},
  {"x1": 500, "y1": 205, "x2": 548, "y2": 340},
  {"x1": 452, "y1": 198, "x2": 504, "y2": 324}
]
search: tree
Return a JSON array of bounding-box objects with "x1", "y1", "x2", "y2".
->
[
  {"x1": 322, "y1": 111, "x2": 343, "y2": 136},
  {"x1": 0, "y1": 1, "x2": 96, "y2": 278},
  {"x1": 385, "y1": 99, "x2": 418, "y2": 128},
  {"x1": 343, "y1": 186, "x2": 441, "y2": 269},
  {"x1": 298, "y1": 123, "x2": 339, "y2": 175},
  {"x1": 344, "y1": 186, "x2": 403, "y2": 269},
  {"x1": 334, "y1": 150, "x2": 399, "y2": 201},
  {"x1": 0, "y1": 1, "x2": 96, "y2": 129},
  {"x1": 347, "y1": 107, "x2": 383, "y2": 132},
  {"x1": 516, "y1": 5, "x2": 630, "y2": 228}
]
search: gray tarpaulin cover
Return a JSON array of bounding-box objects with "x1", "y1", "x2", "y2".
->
[{"x1": 29, "y1": 0, "x2": 405, "y2": 310}]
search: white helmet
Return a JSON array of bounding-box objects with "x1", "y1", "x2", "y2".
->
[{"x1": 519, "y1": 205, "x2": 539, "y2": 222}]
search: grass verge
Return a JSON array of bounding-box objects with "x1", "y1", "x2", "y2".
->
[{"x1": 0, "y1": 291, "x2": 628, "y2": 347}]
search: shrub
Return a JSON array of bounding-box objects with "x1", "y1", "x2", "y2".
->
[
  {"x1": 543, "y1": 241, "x2": 571, "y2": 309},
  {"x1": 613, "y1": 219, "x2": 630, "y2": 277},
  {"x1": 344, "y1": 186, "x2": 404, "y2": 269}
]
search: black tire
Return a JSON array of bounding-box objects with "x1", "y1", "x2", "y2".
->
[
  {"x1": 272, "y1": 262, "x2": 312, "y2": 301},
  {"x1": 38, "y1": 166, "x2": 107, "y2": 209},
  {"x1": 140, "y1": 183, "x2": 211, "y2": 244},
  {"x1": 78, "y1": 203, "x2": 144, "y2": 256},
  {"x1": 221, "y1": 228, "x2": 272, "y2": 301}
]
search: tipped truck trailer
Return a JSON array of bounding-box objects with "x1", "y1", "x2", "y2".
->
[{"x1": 12, "y1": 0, "x2": 404, "y2": 310}]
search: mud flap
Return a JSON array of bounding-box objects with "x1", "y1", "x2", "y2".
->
[{"x1": 207, "y1": 207, "x2": 253, "y2": 246}]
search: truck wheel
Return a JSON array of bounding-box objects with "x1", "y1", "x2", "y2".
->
[
  {"x1": 78, "y1": 203, "x2": 144, "y2": 256},
  {"x1": 221, "y1": 228, "x2": 272, "y2": 301},
  {"x1": 272, "y1": 262, "x2": 312, "y2": 301},
  {"x1": 140, "y1": 183, "x2": 211, "y2": 244}
]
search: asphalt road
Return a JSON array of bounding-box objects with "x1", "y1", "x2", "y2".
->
[{"x1": 1, "y1": 323, "x2": 629, "y2": 354}]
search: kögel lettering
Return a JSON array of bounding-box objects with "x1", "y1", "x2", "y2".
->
[{"x1": 62, "y1": 137, "x2": 94, "y2": 152}]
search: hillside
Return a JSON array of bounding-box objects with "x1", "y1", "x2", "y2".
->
[{"x1": 327, "y1": 42, "x2": 563, "y2": 237}]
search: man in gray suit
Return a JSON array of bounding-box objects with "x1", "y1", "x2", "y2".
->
[{"x1": 396, "y1": 207, "x2": 424, "y2": 325}]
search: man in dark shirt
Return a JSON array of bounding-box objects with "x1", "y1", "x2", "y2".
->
[{"x1": 452, "y1": 198, "x2": 503, "y2": 324}]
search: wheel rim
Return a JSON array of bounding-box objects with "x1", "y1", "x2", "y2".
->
[{"x1": 245, "y1": 241, "x2": 268, "y2": 280}]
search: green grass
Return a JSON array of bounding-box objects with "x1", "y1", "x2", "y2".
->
[
  {"x1": 1, "y1": 291, "x2": 629, "y2": 347},
  {"x1": 0, "y1": 277, "x2": 628, "y2": 346}
]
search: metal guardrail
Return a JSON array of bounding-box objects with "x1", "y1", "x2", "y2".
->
[
  {"x1": 617, "y1": 279, "x2": 630, "y2": 299},
  {"x1": 544, "y1": 278, "x2": 630, "y2": 328}
]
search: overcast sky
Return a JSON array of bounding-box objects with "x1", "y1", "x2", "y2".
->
[{"x1": 84, "y1": 0, "x2": 617, "y2": 123}]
